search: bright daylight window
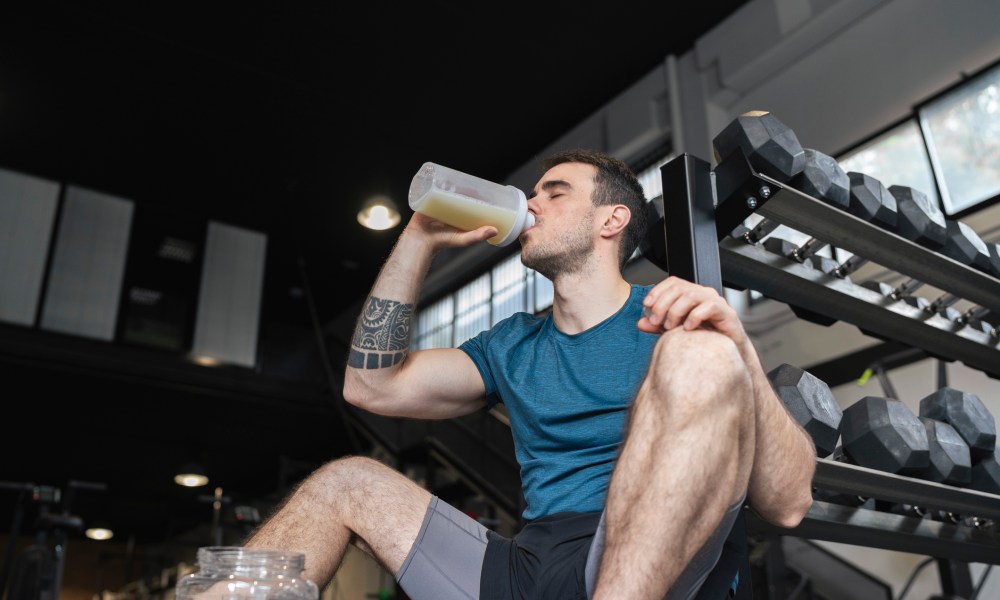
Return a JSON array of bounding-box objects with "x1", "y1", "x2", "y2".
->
[
  {"x1": 414, "y1": 253, "x2": 554, "y2": 349},
  {"x1": 918, "y1": 60, "x2": 1000, "y2": 215},
  {"x1": 838, "y1": 120, "x2": 938, "y2": 207}
]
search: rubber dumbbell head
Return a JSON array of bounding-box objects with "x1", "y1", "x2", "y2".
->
[
  {"x1": 841, "y1": 396, "x2": 930, "y2": 474},
  {"x1": 890, "y1": 185, "x2": 948, "y2": 249},
  {"x1": 987, "y1": 242, "x2": 1000, "y2": 277},
  {"x1": 919, "y1": 387, "x2": 997, "y2": 460},
  {"x1": 712, "y1": 110, "x2": 806, "y2": 183},
  {"x1": 790, "y1": 148, "x2": 850, "y2": 210},
  {"x1": 940, "y1": 220, "x2": 992, "y2": 271},
  {"x1": 861, "y1": 280, "x2": 894, "y2": 297},
  {"x1": 971, "y1": 447, "x2": 1000, "y2": 494},
  {"x1": 768, "y1": 363, "x2": 843, "y2": 457},
  {"x1": 846, "y1": 172, "x2": 898, "y2": 230},
  {"x1": 762, "y1": 236, "x2": 798, "y2": 258},
  {"x1": 918, "y1": 417, "x2": 972, "y2": 486}
]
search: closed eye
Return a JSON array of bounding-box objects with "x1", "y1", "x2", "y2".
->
[{"x1": 539, "y1": 179, "x2": 572, "y2": 199}]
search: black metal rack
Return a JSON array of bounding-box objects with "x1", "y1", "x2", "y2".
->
[{"x1": 656, "y1": 152, "x2": 1000, "y2": 586}]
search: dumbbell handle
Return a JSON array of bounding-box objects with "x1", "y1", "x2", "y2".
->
[
  {"x1": 791, "y1": 237, "x2": 830, "y2": 263},
  {"x1": 742, "y1": 218, "x2": 781, "y2": 244},
  {"x1": 963, "y1": 305, "x2": 991, "y2": 322},
  {"x1": 958, "y1": 306, "x2": 997, "y2": 339},
  {"x1": 890, "y1": 278, "x2": 925, "y2": 299},
  {"x1": 742, "y1": 216, "x2": 833, "y2": 264},
  {"x1": 833, "y1": 255, "x2": 869, "y2": 278}
]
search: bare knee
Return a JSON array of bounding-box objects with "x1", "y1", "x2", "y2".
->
[
  {"x1": 297, "y1": 455, "x2": 393, "y2": 502},
  {"x1": 643, "y1": 329, "x2": 752, "y2": 415}
]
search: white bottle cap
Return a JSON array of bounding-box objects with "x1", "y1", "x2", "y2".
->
[{"x1": 492, "y1": 186, "x2": 532, "y2": 247}]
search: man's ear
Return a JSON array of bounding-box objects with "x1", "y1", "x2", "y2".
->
[{"x1": 600, "y1": 204, "x2": 631, "y2": 238}]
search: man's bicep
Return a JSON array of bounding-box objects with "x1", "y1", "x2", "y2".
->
[{"x1": 392, "y1": 347, "x2": 489, "y2": 418}]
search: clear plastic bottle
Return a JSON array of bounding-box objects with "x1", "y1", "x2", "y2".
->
[
  {"x1": 408, "y1": 161, "x2": 534, "y2": 247},
  {"x1": 174, "y1": 547, "x2": 319, "y2": 599}
]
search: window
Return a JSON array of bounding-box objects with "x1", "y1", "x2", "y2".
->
[
  {"x1": 413, "y1": 254, "x2": 553, "y2": 349},
  {"x1": 838, "y1": 120, "x2": 938, "y2": 206},
  {"x1": 413, "y1": 295, "x2": 453, "y2": 350},
  {"x1": 454, "y1": 273, "x2": 491, "y2": 347},
  {"x1": 636, "y1": 155, "x2": 676, "y2": 201},
  {"x1": 918, "y1": 59, "x2": 1000, "y2": 215}
]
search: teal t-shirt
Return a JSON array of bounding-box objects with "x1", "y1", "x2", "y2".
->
[{"x1": 459, "y1": 284, "x2": 658, "y2": 520}]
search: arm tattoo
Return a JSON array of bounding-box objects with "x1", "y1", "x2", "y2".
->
[{"x1": 348, "y1": 296, "x2": 413, "y2": 369}]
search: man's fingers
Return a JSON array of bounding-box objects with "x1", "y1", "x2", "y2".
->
[
  {"x1": 664, "y1": 293, "x2": 700, "y2": 329},
  {"x1": 683, "y1": 302, "x2": 720, "y2": 331}
]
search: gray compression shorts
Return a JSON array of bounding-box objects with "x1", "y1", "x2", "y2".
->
[
  {"x1": 396, "y1": 495, "x2": 490, "y2": 599},
  {"x1": 395, "y1": 494, "x2": 744, "y2": 600}
]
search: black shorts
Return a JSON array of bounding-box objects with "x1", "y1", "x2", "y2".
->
[{"x1": 481, "y1": 511, "x2": 602, "y2": 600}]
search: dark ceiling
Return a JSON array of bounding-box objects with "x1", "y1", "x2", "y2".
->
[{"x1": 0, "y1": 1, "x2": 750, "y2": 555}]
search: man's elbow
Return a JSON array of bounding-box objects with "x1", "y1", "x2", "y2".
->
[
  {"x1": 769, "y1": 489, "x2": 814, "y2": 529},
  {"x1": 342, "y1": 374, "x2": 374, "y2": 410}
]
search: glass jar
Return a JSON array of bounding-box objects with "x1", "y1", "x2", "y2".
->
[{"x1": 175, "y1": 546, "x2": 319, "y2": 599}]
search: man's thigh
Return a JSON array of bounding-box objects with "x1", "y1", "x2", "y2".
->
[
  {"x1": 395, "y1": 495, "x2": 491, "y2": 600},
  {"x1": 583, "y1": 497, "x2": 744, "y2": 600}
]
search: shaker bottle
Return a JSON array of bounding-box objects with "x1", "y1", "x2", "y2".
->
[{"x1": 408, "y1": 162, "x2": 534, "y2": 246}]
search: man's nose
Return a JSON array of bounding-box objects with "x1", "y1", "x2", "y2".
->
[{"x1": 526, "y1": 195, "x2": 540, "y2": 215}]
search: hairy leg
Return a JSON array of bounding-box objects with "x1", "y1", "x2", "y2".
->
[
  {"x1": 591, "y1": 328, "x2": 756, "y2": 599},
  {"x1": 244, "y1": 455, "x2": 433, "y2": 587}
]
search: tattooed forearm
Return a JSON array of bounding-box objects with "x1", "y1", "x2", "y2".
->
[{"x1": 348, "y1": 296, "x2": 413, "y2": 369}]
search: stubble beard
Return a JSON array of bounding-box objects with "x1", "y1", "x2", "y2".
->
[{"x1": 520, "y1": 208, "x2": 596, "y2": 281}]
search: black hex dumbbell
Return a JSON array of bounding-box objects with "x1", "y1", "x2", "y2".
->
[
  {"x1": 919, "y1": 387, "x2": 1000, "y2": 494},
  {"x1": 712, "y1": 110, "x2": 806, "y2": 182},
  {"x1": 768, "y1": 363, "x2": 843, "y2": 458},
  {"x1": 839, "y1": 396, "x2": 930, "y2": 475}
]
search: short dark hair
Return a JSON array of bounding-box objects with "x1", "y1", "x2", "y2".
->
[{"x1": 540, "y1": 149, "x2": 648, "y2": 269}]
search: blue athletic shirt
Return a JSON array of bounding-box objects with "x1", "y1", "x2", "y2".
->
[{"x1": 459, "y1": 284, "x2": 658, "y2": 521}]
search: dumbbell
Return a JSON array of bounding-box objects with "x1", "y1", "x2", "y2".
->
[
  {"x1": 767, "y1": 363, "x2": 843, "y2": 457},
  {"x1": 739, "y1": 145, "x2": 855, "y2": 274},
  {"x1": 862, "y1": 280, "x2": 999, "y2": 339},
  {"x1": 958, "y1": 305, "x2": 1000, "y2": 341},
  {"x1": 861, "y1": 279, "x2": 948, "y2": 319},
  {"x1": 939, "y1": 219, "x2": 994, "y2": 273},
  {"x1": 712, "y1": 110, "x2": 806, "y2": 182},
  {"x1": 845, "y1": 172, "x2": 898, "y2": 230},
  {"x1": 988, "y1": 242, "x2": 1000, "y2": 277},
  {"x1": 860, "y1": 278, "x2": 932, "y2": 311},
  {"x1": 713, "y1": 114, "x2": 899, "y2": 261},
  {"x1": 857, "y1": 281, "x2": 999, "y2": 349},
  {"x1": 930, "y1": 301, "x2": 998, "y2": 340},
  {"x1": 919, "y1": 387, "x2": 1000, "y2": 494},
  {"x1": 761, "y1": 236, "x2": 839, "y2": 274},
  {"x1": 868, "y1": 183, "x2": 995, "y2": 278},
  {"x1": 790, "y1": 148, "x2": 851, "y2": 210},
  {"x1": 888, "y1": 185, "x2": 947, "y2": 248},
  {"x1": 839, "y1": 395, "x2": 930, "y2": 475},
  {"x1": 917, "y1": 416, "x2": 972, "y2": 486},
  {"x1": 719, "y1": 125, "x2": 850, "y2": 244},
  {"x1": 972, "y1": 447, "x2": 1000, "y2": 495}
]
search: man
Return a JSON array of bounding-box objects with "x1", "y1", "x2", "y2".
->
[{"x1": 243, "y1": 149, "x2": 816, "y2": 599}]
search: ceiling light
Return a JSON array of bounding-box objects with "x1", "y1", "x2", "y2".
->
[
  {"x1": 189, "y1": 354, "x2": 221, "y2": 367},
  {"x1": 174, "y1": 463, "x2": 209, "y2": 487},
  {"x1": 85, "y1": 523, "x2": 114, "y2": 541},
  {"x1": 357, "y1": 195, "x2": 401, "y2": 231}
]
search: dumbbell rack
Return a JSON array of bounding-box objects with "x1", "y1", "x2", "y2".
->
[{"x1": 656, "y1": 152, "x2": 1000, "y2": 568}]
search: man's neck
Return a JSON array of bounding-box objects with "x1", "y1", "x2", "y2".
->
[{"x1": 550, "y1": 268, "x2": 633, "y2": 335}]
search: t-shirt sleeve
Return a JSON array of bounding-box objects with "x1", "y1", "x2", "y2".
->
[{"x1": 458, "y1": 329, "x2": 501, "y2": 410}]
